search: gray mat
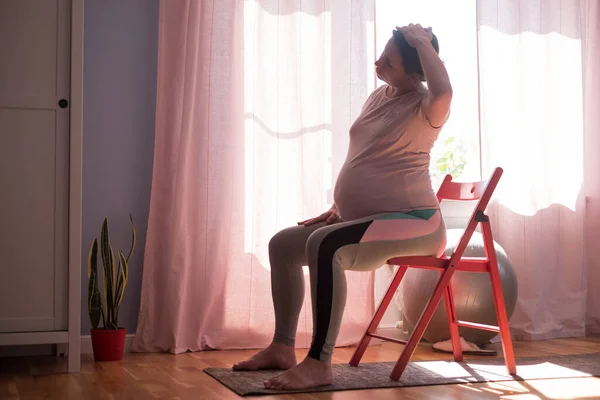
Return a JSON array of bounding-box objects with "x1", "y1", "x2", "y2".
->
[{"x1": 204, "y1": 352, "x2": 600, "y2": 396}]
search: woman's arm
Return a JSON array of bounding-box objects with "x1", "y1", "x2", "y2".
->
[{"x1": 398, "y1": 24, "x2": 452, "y2": 128}]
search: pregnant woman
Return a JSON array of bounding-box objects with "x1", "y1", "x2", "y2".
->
[{"x1": 233, "y1": 23, "x2": 452, "y2": 391}]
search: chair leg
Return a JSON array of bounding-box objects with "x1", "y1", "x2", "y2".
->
[
  {"x1": 482, "y1": 222, "x2": 517, "y2": 375},
  {"x1": 444, "y1": 280, "x2": 463, "y2": 362},
  {"x1": 350, "y1": 265, "x2": 408, "y2": 367},
  {"x1": 390, "y1": 266, "x2": 456, "y2": 381}
]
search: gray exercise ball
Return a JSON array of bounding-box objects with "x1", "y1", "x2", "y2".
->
[{"x1": 400, "y1": 229, "x2": 518, "y2": 345}]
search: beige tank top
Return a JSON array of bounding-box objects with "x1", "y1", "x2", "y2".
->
[{"x1": 333, "y1": 84, "x2": 443, "y2": 221}]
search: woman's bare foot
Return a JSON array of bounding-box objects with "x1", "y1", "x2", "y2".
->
[
  {"x1": 264, "y1": 356, "x2": 333, "y2": 390},
  {"x1": 232, "y1": 343, "x2": 297, "y2": 371}
]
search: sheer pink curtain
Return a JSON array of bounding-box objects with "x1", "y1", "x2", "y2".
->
[
  {"x1": 477, "y1": 0, "x2": 600, "y2": 339},
  {"x1": 582, "y1": 0, "x2": 600, "y2": 334},
  {"x1": 134, "y1": 0, "x2": 376, "y2": 353}
]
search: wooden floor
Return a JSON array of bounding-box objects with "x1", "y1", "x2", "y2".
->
[{"x1": 2, "y1": 335, "x2": 600, "y2": 399}]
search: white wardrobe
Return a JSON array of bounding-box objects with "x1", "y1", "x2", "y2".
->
[{"x1": 0, "y1": 0, "x2": 83, "y2": 372}]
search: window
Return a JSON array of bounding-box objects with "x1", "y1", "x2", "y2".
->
[{"x1": 375, "y1": 0, "x2": 481, "y2": 187}]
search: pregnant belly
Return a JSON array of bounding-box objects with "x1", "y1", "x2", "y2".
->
[{"x1": 333, "y1": 165, "x2": 437, "y2": 221}]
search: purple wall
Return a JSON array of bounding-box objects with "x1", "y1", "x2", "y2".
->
[{"x1": 82, "y1": 0, "x2": 159, "y2": 334}]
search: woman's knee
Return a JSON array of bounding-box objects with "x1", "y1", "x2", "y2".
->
[
  {"x1": 269, "y1": 227, "x2": 294, "y2": 252},
  {"x1": 268, "y1": 226, "x2": 309, "y2": 266}
]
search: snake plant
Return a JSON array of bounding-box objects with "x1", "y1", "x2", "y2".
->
[{"x1": 87, "y1": 214, "x2": 136, "y2": 330}]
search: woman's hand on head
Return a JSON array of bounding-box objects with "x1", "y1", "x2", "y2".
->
[
  {"x1": 396, "y1": 24, "x2": 433, "y2": 48},
  {"x1": 397, "y1": 23, "x2": 452, "y2": 127},
  {"x1": 298, "y1": 206, "x2": 340, "y2": 226}
]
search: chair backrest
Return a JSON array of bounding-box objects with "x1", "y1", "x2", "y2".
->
[
  {"x1": 436, "y1": 167, "x2": 503, "y2": 210},
  {"x1": 437, "y1": 167, "x2": 504, "y2": 263},
  {"x1": 436, "y1": 176, "x2": 488, "y2": 202}
]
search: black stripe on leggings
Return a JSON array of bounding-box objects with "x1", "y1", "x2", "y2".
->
[{"x1": 308, "y1": 221, "x2": 373, "y2": 360}]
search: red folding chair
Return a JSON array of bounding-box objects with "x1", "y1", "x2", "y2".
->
[{"x1": 349, "y1": 167, "x2": 516, "y2": 380}]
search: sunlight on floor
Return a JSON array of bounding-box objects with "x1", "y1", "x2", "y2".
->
[
  {"x1": 413, "y1": 360, "x2": 477, "y2": 379},
  {"x1": 523, "y1": 377, "x2": 600, "y2": 399},
  {"x1": 414, "y1": 359, "x2": 593, "y2": 380},
  {"x1": 527, "y1": 361, "x2": 593, "y2": 378},
  {"x1": 408, "y1": 358, "x2": 600, "y2": 400},
  {"x1": 457, "y1": 376, "x2": 600, "y2": 400}
]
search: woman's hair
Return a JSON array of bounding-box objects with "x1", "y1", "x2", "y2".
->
[{"x1": 392, "y1": 29, "x2": 439, "y2": 82}]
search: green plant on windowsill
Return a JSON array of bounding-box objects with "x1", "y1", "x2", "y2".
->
[{"x1": 430, "y1": 135, "x2": 468, "y2": 187}]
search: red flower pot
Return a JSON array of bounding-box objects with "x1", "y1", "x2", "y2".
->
[{"x1": 90, "y1": 328, "x2": 126, "y2": 361}]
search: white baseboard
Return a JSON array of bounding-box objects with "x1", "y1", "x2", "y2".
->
[
  {"x1": 80, "y1": 334, "x2": 136, "y2": 354},
  {"x1": 78, "y1": 325, "x2": 400, "y2": 355}
]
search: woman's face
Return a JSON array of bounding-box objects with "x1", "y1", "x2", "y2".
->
[{"x1": 374, "y1": 38, "x2": 407, "y2": 85}]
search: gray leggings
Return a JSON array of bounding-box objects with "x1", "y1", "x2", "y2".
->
[{"x1": 268, "y1": 210, "x2": 447, "y2": 361}]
